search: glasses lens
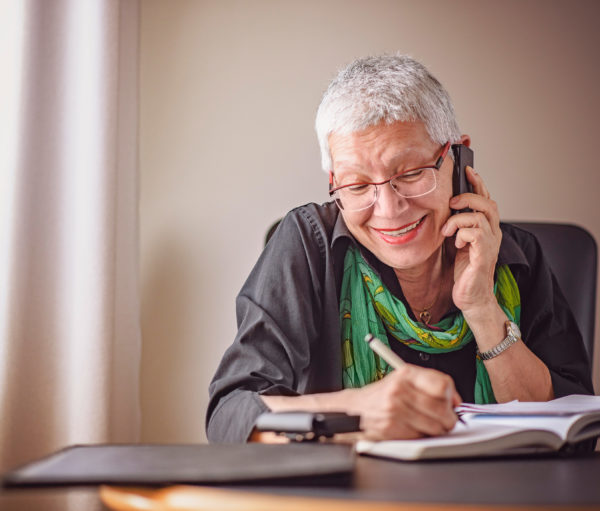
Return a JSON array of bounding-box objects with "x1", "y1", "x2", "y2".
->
[
  {"x1": 332, "y1": 168, "x2": 437, "y2": 211},
  {"x1": 333, "y1": 184, "x2": 376, "y2": 211},
  {"x1": 390, "y1": 168, "x2": 436, "y2": 198}
]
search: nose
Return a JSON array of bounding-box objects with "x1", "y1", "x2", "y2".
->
[{"x1": 373, "y1": 181, "x2": 409, "y2": 216}]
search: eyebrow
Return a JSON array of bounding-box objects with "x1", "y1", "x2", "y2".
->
[{"x1": 333, "y1": 148, "x2": 432, "y2": 173}]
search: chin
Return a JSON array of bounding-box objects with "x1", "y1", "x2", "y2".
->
[{"x1": 378, "y1": 248, "x2": 427, "y2": 270}]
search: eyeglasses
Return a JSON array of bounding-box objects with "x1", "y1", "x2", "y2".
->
[{"x1": 329, "y1": 142, "x2": 451, "y2": 212}]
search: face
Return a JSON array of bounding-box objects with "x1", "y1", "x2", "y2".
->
[{"x1": 329, "y1": 121, "x2": 453, "y2": 271}]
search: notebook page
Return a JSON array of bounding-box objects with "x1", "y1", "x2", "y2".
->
[
  {"x1": 457, "y1": 394, "x2": 600, "y2": 416},
  {"x1": 464, "y1": 413, "x2": 582, "y2": 439}
]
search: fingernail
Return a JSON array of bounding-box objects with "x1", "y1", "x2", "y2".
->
[{"x1": 468, "y1": 166, "x2": 477, "y2": 175}]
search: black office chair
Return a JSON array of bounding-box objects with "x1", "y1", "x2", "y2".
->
[
  {"x1": 513, "y1": 222, "x2": 597, "y2": 362},
  {"x1": 266, "y1": 219, "x2": 597, "y2": 361}
]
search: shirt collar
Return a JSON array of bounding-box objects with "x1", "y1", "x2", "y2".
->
[
  {"x1": 497, "y1": 222, "x2": 530, "y2": 268},
  {"x1": 331, "y1": 207, "x2": 353, "y2": 249}
]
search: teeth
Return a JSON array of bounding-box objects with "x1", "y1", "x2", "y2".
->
[{"x1": 381, "y1": 218, "x2": 423, "y2": 236}]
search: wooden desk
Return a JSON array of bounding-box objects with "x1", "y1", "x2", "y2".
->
[
  {"x1": 0, "y1": 487, "x2": 99, "y2": 511},
  {"x1": 3, "y1": 453, "x2": 599, "y2": 510},
  {"x1": 100, "y1": 453, "x2": 600, "y2": 510}
]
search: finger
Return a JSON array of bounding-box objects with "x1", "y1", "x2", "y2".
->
[
  {"x1": 361, "y1": 416, "x2": 423, "y2": 441},
  {"x1": 364, "y1": 368, "x2": 457, "y2": 439},
  {"x1": 403, "y1": 366, "x2": 458, "y2": 426},
  {"x1": 444, "y1": 383, "x2": 463, "y2": 408},
  {"x1": 466, "y1": 166, "x2": 490, "y2": 198},
  {"x1": 452, "y1": 390, "x2": 463, "y2": 407},
  {"x1": 363, "y1": 393, "x2": 454, "y2": 439},
  {"x1": 454, "y1": 227, "x2": 480, "y2": 250},
  {"x1": 454, "y1": 225, "x2": 498, "y2": 252},
  {"x1": 402, "y1": 402, "x2": 456, "y2": 437},
  {"x1": 402, "y1": 388, "x2": 458, "y2": 433},
  {"x1": 449, "y1": 193, "x2": 499, "y2": 220},
  {"x1": 403, "y1": 364, "x2": 455, "y2": 400},
  {"x1": 443, "y1": 211, "x2": 495, "y2": 238}
]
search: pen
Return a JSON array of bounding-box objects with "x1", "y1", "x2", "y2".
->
[
  {"x1": 364, "y1": 333, "x2": 466, "y2": 425},
  {"x1": 364, "y1": 333, "x2": 406, "y2": 370}
]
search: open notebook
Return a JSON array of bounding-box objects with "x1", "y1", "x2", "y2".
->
[{"x1": 357, "y1": 394, "x2": 600, "y2": 461}]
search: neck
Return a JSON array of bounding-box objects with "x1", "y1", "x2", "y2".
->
[
  {"x1": 394, "y1": 242, "x2": 449, "y2": 313},
  {"x1": 394, "y1": 243, "x2": 445, "y2": 288}
]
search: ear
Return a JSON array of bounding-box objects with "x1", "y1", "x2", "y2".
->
[{"x1": 460, "y1": 134, "x2": 471, "y2": 147}]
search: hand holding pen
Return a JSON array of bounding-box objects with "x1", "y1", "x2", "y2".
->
[{"x1": 364, "y1": 333, "x2": 465, "y2": 426}]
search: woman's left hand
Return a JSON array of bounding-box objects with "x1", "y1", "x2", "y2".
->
[{"x1": 441, "y1": 166, "x2": 502, "y2": 320}]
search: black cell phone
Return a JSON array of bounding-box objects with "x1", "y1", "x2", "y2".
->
[{"x1": 451, "y1": 144, "x2": 474, "y2": 215}]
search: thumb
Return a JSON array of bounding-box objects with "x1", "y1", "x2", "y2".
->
[{"x1": 451, "y1": 390, "x2": 463, "y2": 407}]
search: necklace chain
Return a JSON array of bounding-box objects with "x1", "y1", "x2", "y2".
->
[{"x1": 414, "y1": 245, "x2": 445, "y2": 325}]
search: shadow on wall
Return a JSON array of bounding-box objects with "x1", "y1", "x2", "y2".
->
[{"x1": 140, "y1": 231, "x2": 199, "y2": 442}]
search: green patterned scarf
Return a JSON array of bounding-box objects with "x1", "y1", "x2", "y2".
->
[{"x1": 340, "y1": 245, "x2": 521, "y2": 404}]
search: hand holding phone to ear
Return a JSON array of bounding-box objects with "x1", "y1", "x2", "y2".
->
[{"x1": 442, "y1": 144, "x2": 502, "y2": 324}]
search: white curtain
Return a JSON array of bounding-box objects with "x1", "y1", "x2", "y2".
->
[{"x1": 0, "y1": 0, "x2": 140, "y2": 488}]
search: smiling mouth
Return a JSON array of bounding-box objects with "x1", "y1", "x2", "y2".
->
[{"x1": 376, "y1": 216, "x2": 425, "y2": 236}]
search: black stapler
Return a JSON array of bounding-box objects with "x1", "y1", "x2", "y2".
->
[{"x1": 255, "y1": 411, "x2": 361, "y2": 442}]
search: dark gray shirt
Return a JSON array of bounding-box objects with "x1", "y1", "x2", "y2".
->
[{"x1": 206, "y1": 202, "x2": 593, "y2": 443}]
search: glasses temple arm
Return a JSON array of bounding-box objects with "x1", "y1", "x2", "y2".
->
[{"x1": 435, "y1": 142, "x2": 451, "y2": 168}]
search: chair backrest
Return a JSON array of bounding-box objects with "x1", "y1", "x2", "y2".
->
[{"x1": 513, "y1": 222, "x2": 597, "y2": 362}]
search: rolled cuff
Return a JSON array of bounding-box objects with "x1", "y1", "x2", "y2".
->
[{"x1": 207, "y1": 390, "x2": 269, "y2": 443}]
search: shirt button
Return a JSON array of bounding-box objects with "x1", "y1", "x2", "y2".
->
[{"x1": 419, "y1": 352, "x2": 430, "y2": 362}]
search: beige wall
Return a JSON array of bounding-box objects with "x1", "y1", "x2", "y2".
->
[{"x1": 139, "y1": 0, "x2": 600, "y2": 443}]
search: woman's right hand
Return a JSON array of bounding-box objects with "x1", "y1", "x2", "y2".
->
[
  {"x1": 260, "y1": 364, "x2": 461, "y2": 441},
  {"x1": 347, "y1": 364, "x2": 461, "y2": 440}
]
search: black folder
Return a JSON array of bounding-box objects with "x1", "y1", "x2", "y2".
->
[{"x1": 2, "y1": 443, "x2": 355, "y2": 488}]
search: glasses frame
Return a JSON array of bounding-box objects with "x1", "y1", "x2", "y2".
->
[{"x1": 328, "y1": 141, "x2": 451, "y2": 211}]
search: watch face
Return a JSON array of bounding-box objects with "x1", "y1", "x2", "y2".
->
[{"x1": 508, "y1": 321, "x2": 521, "y2": 338}]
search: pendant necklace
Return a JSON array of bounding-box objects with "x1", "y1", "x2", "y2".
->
[
  {"x1": 418, "y1": 296, "x2": 439, "y2": 325},
  {"x1": 415, "y1": 245, "x2": 445, "y2": 326}
]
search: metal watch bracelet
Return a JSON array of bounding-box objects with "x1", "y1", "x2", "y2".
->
[{"x1": 476, "y1": 321, "x2": 520, "y2": 361}]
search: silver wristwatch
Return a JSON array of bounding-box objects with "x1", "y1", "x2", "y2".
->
[{"x1": 476, "y1": 321, "x2": 521, "y2": 361}]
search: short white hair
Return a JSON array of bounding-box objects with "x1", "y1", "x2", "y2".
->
[{"x1": 315, "y1": 54, "x2": 461, "y2": 171}]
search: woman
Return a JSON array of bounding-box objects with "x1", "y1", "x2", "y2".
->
[{"x1": 206, "y1": 55, "x2": 593, "y2": 443}]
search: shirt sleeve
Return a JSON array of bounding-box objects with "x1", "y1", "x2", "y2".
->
[
  {"x1": 205, "y1": 207, "x2": 327, "y2": 443},
  {"x1": 515, "y1": 229, "x2": 594, "y2": 399}
]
